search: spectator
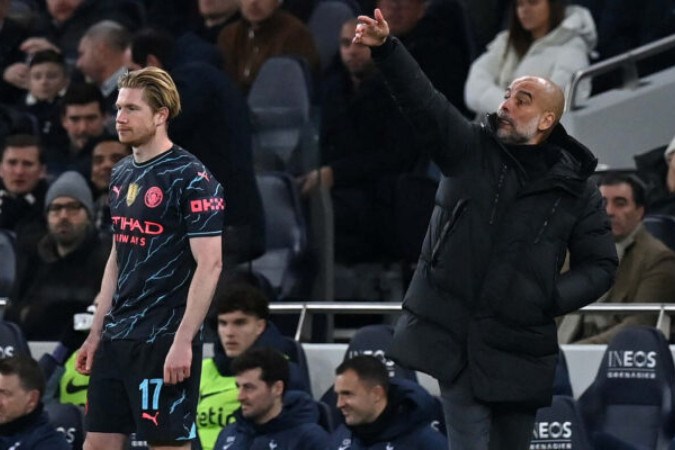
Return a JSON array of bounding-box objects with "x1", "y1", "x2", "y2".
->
[
  {"x1": 89, "y1": 135, "x2": 130, "y2": 232},
  {"x1": 558, "y1": 172, "x2": 675, "y2": 344},
  {"x1": 5, "y1": 170, "x2": 110, "y2": 341},
  {"x1": 0, "y1": 0, "x2": 31, "y2": 105},
  {"x1": 213, "y1": 347, "x2": 329, "y2": 450},
  {"x1": 377, "y1": 0, "x2": 473, "y2": 117},
  {"x1": 216, "y1": 0, "x2": 320, "y2": 93},
  {"x1": 329, "y1": 355, "x2": 446, "y2": 449},
  {"x1": 20, "y1": 50, "x2": 70, "y2": 155},
  {"x1": 299, "y1": 18, "x2": 417, "y2": 264},
  {"x1": 636, "y1": 138, "x2": 675, "y2": 216},
  {"x1": 194, "y1": 0, "x2": 240, "y2": 44},
  {"x1": 56, "y1": 82, "x2": 106, "y2": 177},
  {"x1": 76, "y1": 20, "x2": 131, "y2": 117},
  {"x1": 0, "y1": 355, "x2": 70, "y2": 450},
  {"x1": 23, "y1": 0, "x2": 145, "y2": 69},
  {"x1": 127, "y1": 28, "x2": 265, "y2": 264},
  {"x1": 0, "y1": 134, "x2": 48, "y2": 251},
  {"x1": 198, "y1": 277, "x2": 310, "y2": 450},
  {"x1": 464, "y1": 0, "x2": 596, "y2": 117}
]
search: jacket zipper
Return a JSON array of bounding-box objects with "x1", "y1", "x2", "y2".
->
[
  {"x1": 431, "y1": 199, "x2": 468, "y2": 265},
  {"x1": 489, "y1": 164, "x2": 508, "y2": 225}
]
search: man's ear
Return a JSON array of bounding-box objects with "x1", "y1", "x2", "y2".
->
[
  {"x1": 26, "y1": 389, "x2": 40, "y2": 412},
  {"x1": 272, "y1": 379, "x2": 284, "y2": 398},
  {"x1": 154, "y1": 107, "x2": 170, "y2": 126},
  {"x1": 637, "y1": 205, "x2": 645, "y2": 221},
  {"x1": 538, "y1": 111, "x2": 556, "y2": 132}
]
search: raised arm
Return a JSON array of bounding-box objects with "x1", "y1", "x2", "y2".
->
[
  {"x1": 163, "y1": 234, "x2": 222, "y2": 385},
  {"x1": 354, "y1": 9, "x2": 476, "y2": 172}
]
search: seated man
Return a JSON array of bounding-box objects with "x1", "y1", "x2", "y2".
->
[
  {"x1": 0, "y1": 134, "x2": 48, "y2": 251},
  {"x1": 89, "y1": 135, "x2": 131, "y2": 232},
  {"x1": 216, "y1": 0, "x2": 320, "y2": 93},
  {"x1": 53, "y1": 83, "x2": 107, "y2": 178},
  {"x1": 330, "y1": 355, "x2": 447, "y2": 449},
  {"x1": 5, "y1": 171, "x2": 111, "y2": 340},
  {"x1": 559, "y1": 172, "x2": 675, "y2": 344},
  {"x1": 0, "y1": 355, "x2": 70, "y2": 450},
  {"x1": 213, "y1": 347, "x2": 329, "y2": 449},
  {"x1": 198, "y1": 275, "x2": 310, "y2": 450}
]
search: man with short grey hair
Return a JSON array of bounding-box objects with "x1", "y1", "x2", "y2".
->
[{"x1": 76, "y1": 20, "x2": 131, "y2": 116}]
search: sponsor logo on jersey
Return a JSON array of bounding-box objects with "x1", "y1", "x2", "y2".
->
[
  {"x1": 65, "y1": 378, "x2": 89, "y2": 395},
  {"x1": 144, "y1": 187, "x2": 163, "y2": 208},
  {"x1": 190, "y1": 198, "x2": 225, "y2": 213},
  {"x1": 127, "y1": 183, "x2": 140, "y2": 206},
  {"x1": 141, "y1": 411, "x2": 160, "y2": 426}
]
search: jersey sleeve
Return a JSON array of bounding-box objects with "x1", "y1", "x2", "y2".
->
[{"x1": 181, "y1": 163, "x2": 225, "y2": 237}]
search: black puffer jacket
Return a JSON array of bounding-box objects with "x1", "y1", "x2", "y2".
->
[{"x1": 377, "y1": 38, "x2": 618, "y2": 408}]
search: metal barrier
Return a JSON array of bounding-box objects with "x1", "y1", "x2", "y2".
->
[
  {"x1": 1, "y1": 297, "x2": 671, "y2": 342},
  {"x1": 269, "y1": 302, "x2": 674, "y2": 342},
  {"x1": 566, "y1": 33, "x2": 675, "y2": 110}
]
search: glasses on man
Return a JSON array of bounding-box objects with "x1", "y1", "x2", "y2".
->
[{"x1": 47, "y1": 201, "x2": 84, "y2": 215}]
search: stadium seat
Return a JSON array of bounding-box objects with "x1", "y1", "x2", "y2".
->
[
  {"x1": 45, "y1": 402, "x2": 85, "y2": 450},
  {"x1": 0, "y1": 319, "x2": 31, "y2": 359},
  {"x1": 247, "y1": 57, "x2": 312, "y2": 173},
  {"x1": 307, "y1": 0, "x2": 355, "y2": 72},
  {"x1": 530, "y1": 395, "x2": 592, "y2": 450},
  {"x1": 643, "y1": 214, "x2": 675, "y2": 251},
  {"x1": 578, "y1": 326, "x2": 675, "y2": 449},
  {"x1": 316, "y1": 399, "x2": 335, "y2": 433},
  {"x1": 0, "y1": 228, "x2": 17, "y2": 298},
  {"x1": 250, "y1": 172, "x2": 312, "y2": 300},
  {"x1": 553, "y1": 349, "x2": 574, "y2": 397}
]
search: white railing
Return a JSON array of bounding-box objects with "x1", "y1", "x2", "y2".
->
[
  {"x1": 1, "y1": 297, "x2": 671, "y2": 342},
  {"x1": 268, "y1": 301, "x2": 673, "y2": 342},
  {"x1": 566, "y1": 33, "x2": 675, "y2": 110}
]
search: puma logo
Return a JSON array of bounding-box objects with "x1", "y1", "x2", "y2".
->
[
  {"x1": 141, "y1": 411, "x2": 160, "y2": 426},
  {"x1": 197, "y1": 171, "x2": 210, "y2": 182},
  {"x1": 112, "y1": 186, "x2": 121, "y2": 199}
]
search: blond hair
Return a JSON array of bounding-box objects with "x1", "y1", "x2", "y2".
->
[{"x1": 117, "y1": 67, "x2": 181, "y2": 119}]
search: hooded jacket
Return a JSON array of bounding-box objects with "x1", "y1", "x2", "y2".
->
[
  {"x1": 0, "y1": 404, "x2": 70, "y2": 450},
  {"x1": 198, "y1": 322, "x2": 311, "y2": 450},
  {"x1": 374, "y1": 38, "x2": 617, "y2": 408},
  {"x1": 465, "y1": 5, "x2": 597, "y2": 116},
  {"x1": 329, "y1": 379, "x2": 447, "y2": 450},
  {"x1": 213, "y1": 390, "x2": 329, "y2": 450}
]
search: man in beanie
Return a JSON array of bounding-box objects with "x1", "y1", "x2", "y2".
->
[{"x1": 5, "y1": 170, "x2": 111, "y2": 341}]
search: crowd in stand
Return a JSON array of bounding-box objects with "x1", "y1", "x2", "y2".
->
[{"x1": 2, "y1": 0, "x2": 675, "y2": 448}]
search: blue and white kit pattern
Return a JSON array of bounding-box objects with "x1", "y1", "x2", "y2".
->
[{"x1": 103, "y1": 146, "x2": 225, "y2": 342}]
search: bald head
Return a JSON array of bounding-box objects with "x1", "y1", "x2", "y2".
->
[
  {"x1": 496, "y1": 76, "x2": 565, "y2": 145},
  {"x1": 512, "y1": 76, "x2": 564, "y2": 123}
]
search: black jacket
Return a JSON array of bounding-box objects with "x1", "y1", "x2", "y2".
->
[
  {"x1": 377, "y1": 39, "x2": 617, "y2": 407},
  {"x1": 0, "y1": 405, "x2": 70, "y2": 450}
]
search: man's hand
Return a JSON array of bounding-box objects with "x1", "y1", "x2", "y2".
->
[
  {"x1": 20, "y1": 37, "x2": 61, "y2": 55},
  {"x1": 353, "y1": 8, "x2": 390, "y2": 47},
  {"x1": 75, "y1": 333, "x2": 101, "y2": 376},
  {"x1": 163, "y1": 339, "x2": 192, "y2": 385},
  {"x1": 298, "y1": 166, "x2": 334, "y2": 197},
  {"x1": 3, "y1": 63, "x2": 29, "y2": 90}
]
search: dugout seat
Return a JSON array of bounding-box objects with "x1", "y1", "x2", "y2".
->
[
  {"x1": 578, "y1": 326, "x2": 675, "y2": 449},
  {"x1": 530, "y1": 395, "x2": 592, "y2": 450}
]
